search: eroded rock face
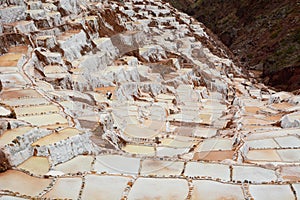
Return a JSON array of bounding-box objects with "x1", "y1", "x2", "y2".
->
[{"x1": 0, "y1": 150, "x2": 11, "y2": 172}]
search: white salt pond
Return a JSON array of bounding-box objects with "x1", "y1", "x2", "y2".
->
[
  {"x1": 0, "y1": 170, "x2": 52, "y2": 196},
  {"x1": 127, "y1": 178, "x2": 189, "y2": 200},
  {"x1": 94, "y1": 155, "x2": 140, "y2": 175},
  {"x1": 191, "y1": 180, "x2": 244, "y2": 200}
]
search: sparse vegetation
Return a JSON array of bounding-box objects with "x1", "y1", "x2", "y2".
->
[{"x1": 166, "y1": 0, "x2": 300, "y2": 91}]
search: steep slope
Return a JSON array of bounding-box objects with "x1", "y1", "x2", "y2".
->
[{"x1": 167, "y1": 0, "x2": 300, "y2": 91}]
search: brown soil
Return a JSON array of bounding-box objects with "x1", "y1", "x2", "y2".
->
[{"x1": 166, "y1": 0, "x2": 300, "y2": 91}]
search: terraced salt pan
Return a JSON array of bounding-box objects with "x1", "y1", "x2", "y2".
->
[
  {"x1": 18, "y1": 113, "x2": 68, "y2": 126},
  {"x1": 0, "y1": 89, "x2": 41, "y2": 100},
  {"x1": 0, "y1": 170, "x2": 52, "y2": 197},
  {"x1": 0, "y1": 73, "x2": 27, "y2": 87},
  {"x1": 86, "y1": 92, "x2": 107, "y2": 104},
  {"x1": 243, "y1": 125, "x2": 280, "y2": 131},
  {"x1": 32, "y1": 128, "x2": 82, "y2": 146},
  {"x1": 173, "y1": 126, "x2": 194, "y2": 137},
  {"x1": 14, "y1": 104, "x2": 60, "y2": 116},
  {"x1": 232, "y1": 166, "x2": 277, "y2": 183},
  {"x1": 212, "y1": 118, "x2": 229, "y2": 129},
  {"x1": 274, "y1": 136, "x2": 300, "y2": 148},
  {"x1": 94, "y1": 155, "x2": 140, "y2": 175},
  {"x1": 0, "y1": 66, "x2": 18, "y2": 73},
  {"x1": 142, "y1": 119, "x2": 165, "y2": 131},
  {"x1": 160, "y1": 137, "x2": 196, "y2": 148},
  {"x1": 176, "y1": 84, "x2": 194, "y2": 100},
  {"x1": 0, "y1": 1, "x2": 299, "y2": 199},
  {"x1": 198, "y1": 113, "x2": 213, "y2": 125},
  {"x1": 124, "y1": 123, "x2": 163, "y2": 139},
  {"x1": 57, "y1": 29, "x2": 82, "y2": 41},
  {"x1": 156, "y1": 93, "x2": 175, "y2": 101},
  {"x1": 41, "y1": 123, "x2": 69, "y2": 130},
  {"x1": 281, "y1": 166, "x2": 300, "y2": 181},
  {"x1": 50, "y1": 90, "x2": 94, "y2": 100},
  {"x1": 18, "y1": 156, "x2": 50, "y2": 175},
  {"x1": 185, "y1": 162, "x2": 230, "y2": 181},
  {"x1": 122, "y1": 144, "x2": 155, "y2": 155},
  {"x1": 270, "y1": 102, "x2": 294, "y2": 110},
  {"x1": 193, "y1": 150, "x2": 235, "y2": 161},
  {"x1": 246, "y1": 150, "x2": 282, "y2": 162},
  {"x1": 34, "y1": 80, "x2": 54, "y2": 92},
  {"x1": 59, "y1": 101, "x2": 83, "y2": 111},
  {"x1": 148, "y1": 105, "x2": 168, "y2": 120},
  {"x1": 113, "y1": 107, "x2": 138, "y2": 119},
  {"x1": 0, "y1": 53, "x2": 23, "y2": 67},
  {"x1": 277, "y1": 149, "x2": 300, "y2": 162},
  {"x1": 0, "y1": 127, "x2": 33, "y2": 147},
  {"x1": 127, "y1": 178, "x2": 189, "y2": 200},
  {"x1": 140, "y1": 159, "x2": 184, "y2": 176},
  {"x1": 94, "y1": 86, "x2": 116, "y2": 96},
  {"x1": 191, "y1": 180, "x2": 244, "y2": 200},
  {"x1": 195, "y1": 138, "x2": 232, "y2": 152},
  {"x1": 192, "y1": 127, "x2": 217, "y2": 138},
  {"x1": 168, "y1": 113, "x2": 203, "y2": 124},
  {"x1": 137, "y1": 94, "x2": 158, "y2": 102},
  {"x1": 43, "y1": 177, "x2": 82, "y2": 199},
  {"x1": 78, "y1": 115, "x2": 99, "y2": 128},
  {"x1": 287, "y1": 105, "x2": 300, "y2": 112},
  {"x1": 241, "y1": 97, "x2": 265, "y2": 106},
  {"x1": 3, "y1": 97, "x2": 49, "y2": 107},
  {"x1": 264, "y1": 114, "x2": 283, "y2": 122},
  {"x1": 82, "y1": 175, "x2": 131, "y2": 200},
  {"x1": 245, "y1": 106, "x2": 261, "y2": 114},
  {"x1": 246, "y1": 138, "x2": 280, "y2": 149},
  {"x1": 249, "y1": 184, "x2": 294, "y2": 200},
  {"x1": 156, "y1": 146, "x2": 189, "y2": 157},
  {"x1": 247, "y1": 128, "x2": 299, "y2": 140},
  {"x1": 201, "y1": 101, "x2": 227, "y2": 112},
  {"x1": 44, "y1": 65, "x2": 68, "y2": 77},
  {"x1": 242, "y1": 117, "x2": 273, "y2": 126},
  {"x1": 113, "y1": 108, "x2": 138, "y2": 119},
  {"x1": 54, "y1": 155, "x2": 93, "y2": 174},
  {"x1": 179, "y1": 103, "x2": 202, "y2": 111},
  {"x1": 113, "y1": 115, "x2": 139, "y2": 128}
]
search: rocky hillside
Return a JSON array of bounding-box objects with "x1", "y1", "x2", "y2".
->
[{"x1": 167, "y1": 0, "x2": 300, "y2": 91}]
